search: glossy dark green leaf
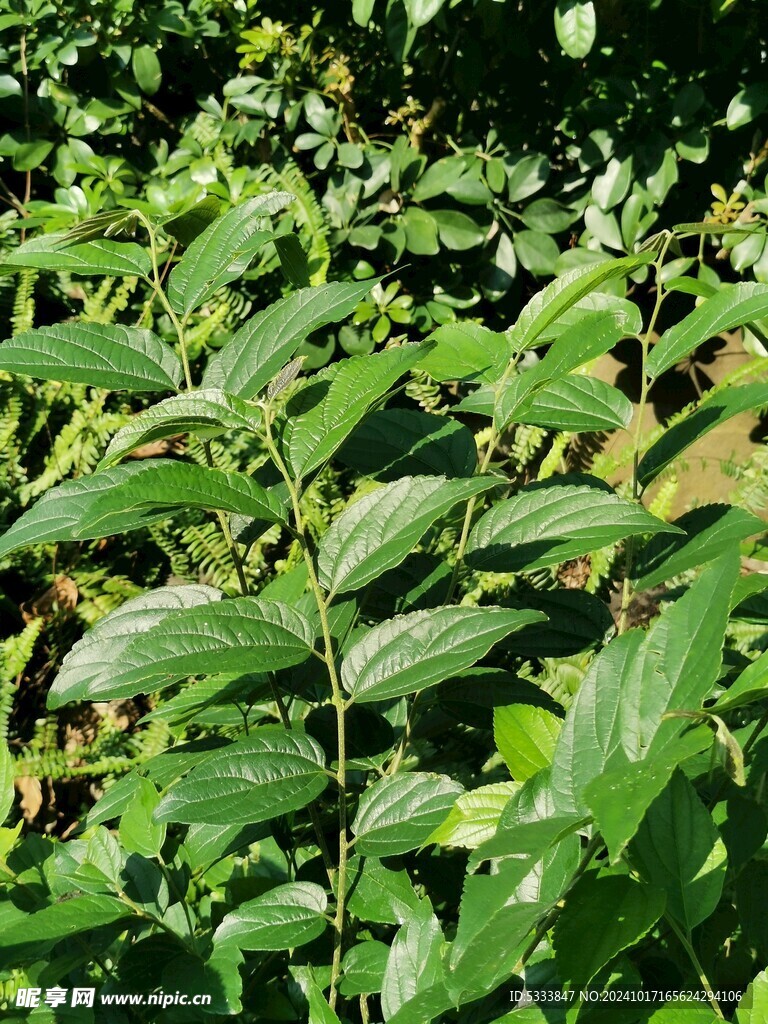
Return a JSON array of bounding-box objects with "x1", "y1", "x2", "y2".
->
[
  {"x1": 2, "y1": 234, "x2": 151, "y2": 277},
  {"x1": 317, "y1": 475, "x2": 497, "y2": 596},
  {"x1": 132, "y1": 45, "x2": 161, "y2": 95},
  {"x1": 214, "y1": 882, "x2": 327, "y2": 950},
  {"x1": 279, "y1": 344, "x2": 427, "y2": 478},
  {"x1": 502, "y1": 588, "x2": 614, "y2": 657},
  {"x1": 48, "y1": 585, "x2": 222, "y2": 709},
  {"x1": 466, "y1": 482, "x2": 676, "y2": 572},
  {"x1": 274, "y1": 232, "x2": 311, "y2": 287},
  {"x1": 554, "y1": 873, "x2": 665, "y2": 989},
  {"x1": 432, "y1": 209, "x2": 485, "y2": 250},
  {"x1": 167, "y1": 193, "x2": 292, "y2": 317},
  {"x1": 342, "y1": 606, "x2": 545, "y2": 703},
  {"x1": 204, "y1": 279, "x2": 380, "y2": 399},
  {"x1": 155, "y1": 729, "x2": 328, "y2": 825},
  {"x1": 338, "y1": 408, "x2": 477, "y2": 480},
  {"x1": 633, "y1": 504, "x2": 766, "y2": 589},
  {"x1": 0, "y1": 322, "x2": 181, "y2": 391},
  {"x1": 99, "y1": 389, "x2": 261, "y2": 469},
  {"x1": 420, "y1": 321, "x2": 508, "y2": 383},
  {"x1": 351, "y1": 773, "x2": 463, "y2": 856},
  {"x1": 514, "y1": 229, "x2": 559, "y2": 276},
  {"x1": 638, "y1": 383, "x2": 768, "y2": 485},
  {"x1": 646, "y1": 283, "x2": 768, "y2": 380},
  {"x1": 0, "y1": 460, "x2": 285, "y2": 560},
  {"x1": 726, "y1": 83, "x2": 768, "y2": 130},
  {"x1": 163, "y1": 196, "x2": 221, "y2": 247},
  {"x1": 629, "y1": 771, "x2": 727, "y2": 930}
]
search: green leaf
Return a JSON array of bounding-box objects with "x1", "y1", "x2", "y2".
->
[
  {"x1": 412, "y1": 157, "x2": 465, "y2": 201},
  {"x1": 629, "y1": 770, "x2": 727, "y2": 930},
  {"x1": 346, "y1": 856, "x2": 420, "y2": 925},
  {"x1": 214, "y1": 882, "x2": 327, "y2": 950},
  {"x1": 637, "y1": 383, "x2": 768, "y2": 485},
  {"x1": 553, "y1": 873, "x2": 665, "y2": 989},
  {"x1": 592, "y1": 156, "x2": 634, "y2": 211},
  {"x1": 342, "y1": 606, "x2": 545, "y2": 703},
  {"x1": 402, "y1": 208, "x2": 439, "y2": 255},
  {"x1": 0, "y1": 894, "x2": 133, "y2": 957},
  {"x1": 514, "y1": 229, "x2": 560, "y2": 276},
  {"x1": 495, "y1": 705, "x2": 561, "y2": 781},
  {"x1": 338, "y1": 408, "x2": 477, "y2": 480},
  {"x1": 0, "y1": 322, "x2": 181, "y2": 391},
  {"x1": 426, "y1": 781, "x2": 518, "y2": 849},
  {"x1": 352, "y1": 0, "x2": 377, "y2": 26},
  {"x1": 554, "y1": 0, "x2": 596, "y2": 59},
  {"x1": 278, "y1": 344, "x2": 428, "y2": 478},
  {"x1": 496, "y1": 310, "x2": 628, "y2": 427},
  {"x1": 403, "y1": 0, "x2": 447, "y2": 28},
  {"x1": 48, "y1": 585, "x2": 223, "y2": 709},
  {"x1": 204, "y1": 279, "x2": 380, "y2": 399},
  {"x1": 339, "y1": 940, "x2": 389, "y2": 996},
  {"x1": 737, "y1": 971, "x2": 768, "y2": 1024},
  {"x1": 317, "y1": 475, "x2": 497, "y2": 597},
  {"x1": 508, "y1": 254, "x2": 653, "y2": 352},
  {"x1": 380, "y1": 899, "x2": 447, "y2": 1022},
  {"x1": 0, "y1": 460, "x2": 286, "y2": 560},
  {"x1": 646, "y1": 283, "x2": 768, "y2": 380},
  {"x1": 12, "y1": 140, "x2": 53, "y2": 171},
  {"x1": 421, "y1": 322, "x2": 508, "y2": 383},
  {"x1": 155, "y1": 729, "x2": 328, "y2": 825},
  {"x1": 163, "y1": 196, "x2": 221, "y2": 247},
  {"x1": 432, "y1": 209, "x2": 485, "y2": 250},
  {"x1": 0, "y1": 738, "x2": 13, "y2": 824},
  {"x1": 714, "y1": 648, "x2": 768, "y2": 713},
  {"x1": 520, "y1": 198, "x2": 578, "y2": 234},
  {"x1": 119, "y1": 777, "x2": 166, "y2": 859},
  {"x1": 633, "y1": 504, "x2": 766, "y2": 589},
  {"x1": 132, "y1": 44, "x2": 162, "y2": 95},
  {"x1": 99, "y1": 389, "x2": 261, "y2": 469},
  {"x1": 515, "y1": 375, "x2": 633, "y2": 432},
  {"x1": 506, "y1": 153, "x2": 550, "y2": 203},
  {"x1": 167, "y1": 193, "x2": 293, "y2": 317},
  {"x1": 274, "y1": 232, "x2": 311, "y2": 287},
  {"x1": 2, "y1": 234, "x2": 152, "y2": 277},
  {"x1": 352, "y1": 773, "x2": 463, "y2": 857},
  {"x1": 56, "y1": 596, "x2": 314, "y2": 703},
  {"x1": 726, "y1": 83, "x2": 768, "y2": 130},
  {"x1": 466, "y1": 482, "x2": 677, "y2": 573}
]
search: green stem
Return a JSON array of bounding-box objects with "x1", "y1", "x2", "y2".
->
[
  {"x1": 665, "y1": 916, "x2": 724, "y2": 1019},
  {"x1": 261, "y1": 408, "x2": 349, "y2": 1011}
]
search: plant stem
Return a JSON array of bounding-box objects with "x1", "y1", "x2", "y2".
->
[
  {"x1": 665, "y1": 916, "x2": 724, "y2": 1019},
  {"x1": 618, "y1": 233, "x2": 674, "y2": 633},
  {"x1": 262, "y1": 408, "x2": 349, "y2": 1010}
]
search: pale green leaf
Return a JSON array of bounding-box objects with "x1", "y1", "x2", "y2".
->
[
  {"x1": 0, "y1": 322, "x2": 182, "y2": 391},
  {"x1": 119, "y1": 777, "x2": 166, "y2": 859},
  {"x1": 495, "y1": 704, "x2": 561, "y2": 781},
  {"x1": 0, "y1": 460, "x2": 286, "y2": 560},
  {"x1": 514, "y1": 375, "x2": 632, "y2": 432},
  {"x1": 554, "y1": 0, "x2": 596, "y2": 59},
  {"x1": 204, "y1": 279, "x2": 380, "y2": 398},
  {"x1": 737, "y1": 970, "x2": 768, "y2": 1024},
  {"x1": 352, "y1": 773, "x2": 463, "y2": 857},
  {"x1": 214, "y1": 882, "x2": 327, "y2": 950},
  {"x1": 317, "y1": 475, "x2": 497, "y2": 597},
  {"x1": 466, "y1": 482, "x2": 677, "y2": 573},
  {"x1": 99, "y1": 389, "x2": 261, "y2": 469},
  {"x1": 0, "y1": 739, "x2": 13, "y2": 824},
  {"x1": 155, "y1": 729, "x2": 328, "y2": 825},
  {"x1": 342, "y1": 606, "x2": 545, "y2": 703},
  {"x1": 420, "y1": 322, "x2": 508, "y2": 383},
  {"x1": 380, "y1": 899, "x2": 447, "y2": 1022},
  {"x1": 2, "y1": 234, "x2": 152, "y2": 277},
  {"x1": 426, "y1": 782, "x2": 518, "y2": 848}
]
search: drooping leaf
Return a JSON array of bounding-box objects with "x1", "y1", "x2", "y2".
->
[
  {"x1": 508, "y1": 254, "x2": 653, "y2": 353},
  {"x1": 155, "y1": 729, "x2": 328, "y2": 825},
  {"x1": 342, "y1": 606, "x2": 545, "y2": 703},
  {"x1": 629, "y1": 770, "x2": 727, "y2": 930},
  {"x1": 420, "y1": 322, "x2": 509, "y2": 383},
  {"x1": 167, "y1": 193, "x2": 293, "y2": 317},
  {"x1": 338, "y1": 408, "x2": 477, "y2": 480},
  {"x1": 99, "y1": 389, "x2": 261, "y2": 469},
  {"x1": 554, "y1": 0, "x2": 596, "y2": 59},
  {"x1": 637, "y1": 383, "x2": 768, "y2": 486},
  {"x1": 352, "y1": 773, "x2": 463, "y2": 857},
  {"x1": 0, "y1": 460, "x2": 286, "y2": 560},
  {"x1": 278, "y1": 344, "x2": 428, "y2": 478},
  {"x1": 645, "y1": 283, "x2": 768, "y2": 380},
  {"x1": 2, "y1": 234, "x2": 152, "y2": 277},
  {"x1": 553, "y1": 873, "x2": 666, "y2": 989},
  {"x1": 316, "y1": 475, "x2": 498, "y2": 596},
  {"x1": 466, "y1": 482, "x2": 677, "y2": 573},
  {"x1": 633, "y1": 504, "x2": 766, "y2": 589},
  {"x1": 0, "y1": 322, "x2": 182, "y2": 391},
  {"x1": 204, "y1": 279, "x2": 381, "y2": 398},
  {"x1": 494, "y1": 704, "x2": 561, "y2": 781},
  {"x1": 47, "y1": 585, "x2": 223, "y2": 708},
  {"x1": 214, "y1": 882, "x2": 327, "y2": 950},
  {"x1": 51, "y1": 596, "x2": 315, "y2": 704}
]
